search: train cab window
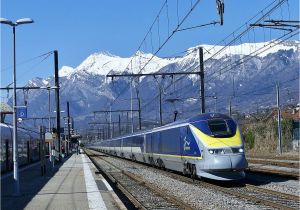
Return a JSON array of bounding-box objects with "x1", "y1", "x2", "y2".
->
[
  {"x1": 191, "y1": 119, "x2": 236, "y2": 138},
  {"x1": 208, "y1": 119, "x2": 234, "y2": 137},
  {"x1": 191, "y1": 121, "x2": 211, "y2": 135}
]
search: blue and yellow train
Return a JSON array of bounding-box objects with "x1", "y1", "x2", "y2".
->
[{"x1": 89, "y1": 113, "x2": 248, "y2": 180}]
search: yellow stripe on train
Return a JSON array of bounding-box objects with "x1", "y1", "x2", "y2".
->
[
  {"x1": 152, "y1": 153, "x2": 203, "y2": 160},
  {"x1": 190, "y1": 125, "x2": 243, "y2": 148}
]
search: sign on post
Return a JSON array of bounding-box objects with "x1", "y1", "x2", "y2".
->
[
  {"x1": 16, "y1": 106, "x2": 27, "y2": 119},
  {"x1": 45, "y1": 132, "x2": 52, "y2": 142}
]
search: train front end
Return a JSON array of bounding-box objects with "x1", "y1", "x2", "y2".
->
[{"x1": 189, "y1": 114, "x2": 248, "y2": 180}]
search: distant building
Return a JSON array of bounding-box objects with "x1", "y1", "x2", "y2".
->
[
  {"x1": 280, "y1": 104, "x2": 300, "y2": 150},
  {"x1": 0, "y1": 102, "x2": 13, "y2": 123}
]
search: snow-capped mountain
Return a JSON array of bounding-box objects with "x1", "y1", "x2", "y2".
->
[
  {"x1": 61, "y1": 51, "x2": 175, "y2": 77},
  {"x1": 14, "y1": 40, "x2": 299, "y2": 129}
]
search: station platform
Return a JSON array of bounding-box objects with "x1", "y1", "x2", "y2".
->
[{"x1": 1, "y1": 153, "x2": 126, "y2": 210}]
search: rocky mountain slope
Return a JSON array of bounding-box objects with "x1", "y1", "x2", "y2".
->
[{"x1": 15, "y1": 40, "x2": 299, "y2": 129}]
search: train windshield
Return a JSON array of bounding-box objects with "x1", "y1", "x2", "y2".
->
[{"x1": 191, "y1": 119, "x2": 236, "y2": 138}]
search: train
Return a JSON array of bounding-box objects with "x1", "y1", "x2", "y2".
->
[
  {"x1": 89, "y1": 113, "x2": 248, "y2": 180},
  {"x1": 1, "y1": 123, "x2": 40, "y2": 173}
]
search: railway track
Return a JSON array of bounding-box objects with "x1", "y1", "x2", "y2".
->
[
  {"x1": 86, "y1": 149, "x2": 300, "y2": 210},
  {"x1": 247, "y1": 158, "x2": 299, "y2": 169},
  {"x1": 246, "y1": 158, "x2": 299, "y2": 179},
  {"x1": 162, "y1": 168, "x2": 300, "y2": 210},
  {"x1": 85, "y1": 149, "x2": 196, "y2": 210},
  {"x1": 245, "y1": 167, "x2": 300, "y2": 179}
]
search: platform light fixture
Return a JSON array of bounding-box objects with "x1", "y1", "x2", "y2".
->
[{"x1": 1, "y1": 17, "x2": 34, "y2": 195}]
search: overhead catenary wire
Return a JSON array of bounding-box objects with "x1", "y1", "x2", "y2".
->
[
  {"x1": 98, "y1": 0, "x2": 296, "y2": 130},
  {"x1": 140, "y1": 30, "x2": 299, "y2": 112},
  {"x1": 138, "y1": 0, "x2": 291, "y2": 109},
  {"x1": 105, "y1": 0, "x2": 203, "y2": 110},
  {"x1": 4, "y1": 51, "x2": 54, "y2": 87},
  {"x1": 1, "y1": 50, "x2": 53, "y2": 73}
]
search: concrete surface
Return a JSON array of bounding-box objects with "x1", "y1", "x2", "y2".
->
[{"x1": 1, "y1": 153, "x2": 125, "y2": 210}]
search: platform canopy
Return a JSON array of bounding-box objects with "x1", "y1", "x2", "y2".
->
[{"x1": 0, "y1": 102, "x2": 13, "y2": 114}]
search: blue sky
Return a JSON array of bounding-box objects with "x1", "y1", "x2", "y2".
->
[{"x1": 1, "y1": 0, "x2": 299, "y2": 96}]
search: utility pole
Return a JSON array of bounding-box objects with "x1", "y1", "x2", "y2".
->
[
  {"x1": 229, "y1": 99, "x2": 232, "y2": 116},
  {"x1": 54, "y1": 50, "x2": 61, "y2": 162},
  {"x1": 107, "y1": 71, "x2": 202, "y2": 127},
  {"x1": 110, "y1": 105, "x2": 112, "y2": 138},
  {"x1": 159, "y1": 86, "x2": 163, "y2": 126},
  {"x1": 118, "y1": 114, "x2": 121, "y2": 135},
  {"x1": 93, "y1": 109, "x2": 139, "y2": 136},
  {"x1": 136, "y1": 89, "x2": 142, "y2": 130},
  {"x1": 130, "y1": 82, "x2": 134, "y2": 133},
  {"x1": 40, "y1": 126, "x2": 46, "y2": 176},
  {"x1": 276, "y1": 84, "x2": 282, "y2": 154},
  {"x1": 47, "y1": 88, "x2": 51, "y2": 132},
  {"x1": 199, "y1": 47, "x2": 205, "y2": 113},
  {"x1": 126, "y1": 112, "x2": 129, "y2": 133},
  {"x1": 66, "y1": 101, "x2": 71, "y2": 156},
  {"x1": 214, "y1": 96, "x2": 217, "y2": 113}
]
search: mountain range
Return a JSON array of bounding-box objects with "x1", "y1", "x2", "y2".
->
[{"x1": 13, "y1": 40, "x2": 299, "y2": 131}]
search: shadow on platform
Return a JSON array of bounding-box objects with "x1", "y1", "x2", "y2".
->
[{"x1": 1, "y1": 155, "x2": 72, "y2": 210}]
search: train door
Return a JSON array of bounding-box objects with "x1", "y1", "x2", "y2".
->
[
  {"x1": 5, "y1": 139, "x2": 9, "y2": 171},
  {"x1": 142, "y1": 134, "x2": 146, "y2": 162},
  {"x1": 151, "y1": 132, "x2": 161, "y2": 165},
  {"x1": 180, "y1": 126, "x2": 188, "y2": 161}
]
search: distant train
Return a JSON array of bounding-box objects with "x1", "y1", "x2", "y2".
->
[
  {"x1": 89, "y1": 113, "x2": 248, "y2": 180},
  {"x1": 1, "y1": 123, "x2": 40, "y2": 173}
]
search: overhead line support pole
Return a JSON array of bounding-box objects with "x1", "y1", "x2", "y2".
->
[
  {"x1": 136, "y1": 90, "x2": 142, "y2": 130},
  {"x1": 67, "y1": 101, "x2": 71, "y2": 156},
  {"x1": 199, "y1": 47, "x2": 205, "y2": 113},
  {"x1": 159, "y1": 87, "x2": 162, "y2": 126},
  {"x1": 276, "y1": 84, "x2": 282, "y2": 155},
  {"x1": 106, "y1": 70, "x2": 202, "y2": 127},
  {"x1": 54, "y1": 50, "x2": 61, "y2": 162}
]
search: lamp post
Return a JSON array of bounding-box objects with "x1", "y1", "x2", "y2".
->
[{"x1": 0, "y1": 17, "x2": 34, "y2": 195}]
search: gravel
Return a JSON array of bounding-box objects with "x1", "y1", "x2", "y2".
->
[
  {"x1": 245, "y1": 173, "x2": 300, "y2": 197},
  {"x1": 99, "y1": 155, "x2": 267, "y2": 210}
]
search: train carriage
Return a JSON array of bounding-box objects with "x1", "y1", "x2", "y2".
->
[
  {"x1": 0, "y1": 123, "x2": 40, "y2": 173},
  {"x1": 89, "y1": 113, "x2": 248, "y2": 180}
]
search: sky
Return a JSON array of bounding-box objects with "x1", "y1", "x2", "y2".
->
[{"x1": 1, "y1": 0, "x2": 299, "y2": 98}]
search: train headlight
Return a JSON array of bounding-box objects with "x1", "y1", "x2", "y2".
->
[
  {"x1": 238, "y1": 148, "x2": 244, "y2": 153},
  {"x1": 208, "y1": 150, "x2": 214, "y2": 154}
]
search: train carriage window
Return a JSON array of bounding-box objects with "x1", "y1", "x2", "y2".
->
[
  {"x1": 116, "y1": 139, "x2": 121, "y2": 147},
  {"x1": 161, "y1": 128, "x2": 181, "y2": 155},
  {"x1": 132, "y1": 136, "x2": 144, "y2": 152},
  {"x1": 123, "y1": 137, "x2": 132, "y2": 147},
  {"x1": 151, "y1": 133, "x2": 161, "y2": 153},
  {"x1": 145, "y1": 134, "x2": 152, "y2": 153}
]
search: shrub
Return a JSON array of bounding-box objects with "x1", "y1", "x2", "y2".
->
[{"x1": 244, "y1": 129, "x2": 255, "y2": 149}]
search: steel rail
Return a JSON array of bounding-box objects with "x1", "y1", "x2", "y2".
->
[
  {"x1": 245, "y1": 167, "x2": 300, "y2": 179},
  {"x1": 85, "y1": 149, "x2": 195, "y2": 210},
  {"x1": 87, "y1": 149, "x2": 299, "y2": 210}
]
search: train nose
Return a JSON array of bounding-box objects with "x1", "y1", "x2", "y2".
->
[
  {"x1": 207, "y1": 154, "x2": 247, "y2": 170},
  {"x1": 230, "y1": 154, "x2": 248, "y2": 169},
  {"x1": 209, "y1": 156, "x2": 232, "y2": 170}
]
